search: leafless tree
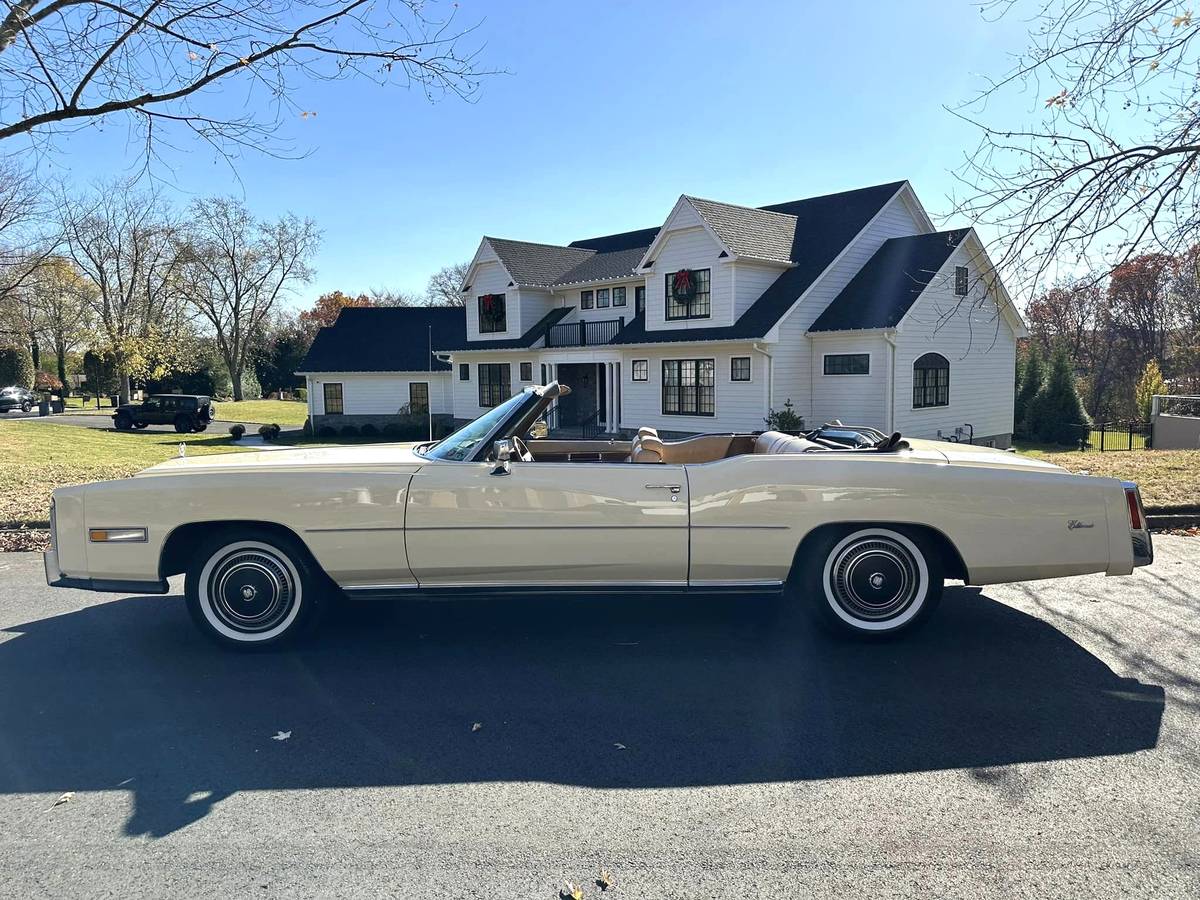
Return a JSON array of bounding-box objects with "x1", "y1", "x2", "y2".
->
[
  {"x1": 0, "y1": 1, "x2": 490, "y2": 167},
  {"x1": 60, "y1": 181, "x2": 184, "y2": 400},
  {"x1": 369, "y1": 286, "x2": 422, "y2": 307},
  {"x1": 952, "y1": 2, "x2": 1200, "y2": 295},
  {"x1": 177, "y1": 195, "x2": 319, "y2": 399},
  {"x1": 424, "y1": 261, "x2": 467, "y2": 306},
  {"x1": 0, "y1": 159, "x2": 58, "y2": 349}
]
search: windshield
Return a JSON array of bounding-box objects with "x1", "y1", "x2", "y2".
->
[
  {"x1": 422, "y1": 391, "x2": 534, "y2": 461},
  {"x1": 0, "y1": 387, "x2": 18, "y2": 395}
]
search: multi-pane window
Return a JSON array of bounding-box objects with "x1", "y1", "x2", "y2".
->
[
  {"x1": 322, "y1": 382, "x2": 343, "y2": 415},
  {"x1": 665, "y1": 268, "x2": 711, "y2": 320},
  {"x1": 731, "y1": 356, "x2": 751, "y2": 382},
  {"x1": 635, "y1": 285, "x2": 646, "y2": 315},
  {"x1": 478, "y1": 293, "x2": 506, "y2": 333},
  {"x1": 478, "y1": 363, "x2": 511, "y2": 408},
  {"x1": 913, "y1": 353, "x2": 950, "y2": 408},
  {"x1": 596, "y1": 288, "x2": 610, "y2": 308},
  {"x1": 662, "y1": 359, "x2": 715, "y2": 417},
  {"x1": 581, "y1": 289, "x2": 594, "y2": 310},
  {"x1": 613, "y1": 286, "x2": 627, "y2": 307},
  {"x1": 409, "y1": 382, "x2": 429, "y2": 414},
  {"x1": 954, "y1": 266, "x2": 969, "y2": 296},
  {"x1": 519, "y1": 361, "x2": 533, "y2": 382},
  {"x1": 632, "y1": 359, "x2": 648, "y2": 381},
  {"x1": 459, "y1": 363, "x2": 470, "y2": 381},
  {"x1": 823, "y1": 353, "x2": 870, "y2": 375}
]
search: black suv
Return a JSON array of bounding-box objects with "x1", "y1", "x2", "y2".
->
[
  {"x1": 114, "y1": 395, "x2": 214, "y2": 433},
  {"x1": 0, "y1": 386, "x2": 34, "y2": 413}
]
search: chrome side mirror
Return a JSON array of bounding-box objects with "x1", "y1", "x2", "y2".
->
[{"x1": 491, "y1": 438, "x2": 513, "y2": 476}]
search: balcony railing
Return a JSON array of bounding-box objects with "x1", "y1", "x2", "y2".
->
[{"x1": 546, "y1": 318, "x2": 622, "y2": 348}]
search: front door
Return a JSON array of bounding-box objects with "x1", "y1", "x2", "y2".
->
[
  {"x1": 553, "y1": 363, "x2": 602, "y2": 429},
  {"x1": 405, "y1": 460, "x2": 689, "y2": 586}
]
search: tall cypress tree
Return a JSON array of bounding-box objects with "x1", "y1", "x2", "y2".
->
[
  {"x1": 1027, "y1": 346, "x2": 1091, "y2": 446},
  {"x1": 1014, "y1": 343, "x2": 1045, "y2": 437}
]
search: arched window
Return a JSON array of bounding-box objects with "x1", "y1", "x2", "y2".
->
[{"x1": 913, "y1": 353, "x2": 949, "y2": 409}]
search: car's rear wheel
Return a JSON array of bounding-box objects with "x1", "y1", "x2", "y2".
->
[
  {"x1": 20, "y1": 401, "x2": 30, "y2": 413},
  {"x1": 134, "y1": 421, "x2": 148, "y2": 429},
  {"x1": 185, "y1": 529, "x2": 325, "y2": 648},
  {"x1": 174, "y1": 414, "x2": 192, "y2": 433},
  {"x1": 114, "y1": 412, "x2": 133, "y2": 430},
  {"x1": 793, "y1": 526, "x2": 943, "y2": 638}
]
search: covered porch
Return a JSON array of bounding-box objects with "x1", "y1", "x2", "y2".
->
[{"x1": 542, "y1": 359, "x2": 623, "y2": 438}]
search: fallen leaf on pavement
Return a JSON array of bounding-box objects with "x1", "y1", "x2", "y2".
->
[
  {"x1": 51, "y1": 792, "x2": 74, "y2": 808},
  {"x1": 613, "y1": 743, "x2": 626, "y2": 750},
  {"x1": 271, "y1": 731, "x2": 291, "y2": 741},
  {"x1": 560, "y1": 882, "x2": 583, "y2": 900},
  {"x1": 597, "y1": 868, "x2": 614, "y2": 891},
  {"x1": 471, "y1": 722, "x2": 482, "y2": 732}
]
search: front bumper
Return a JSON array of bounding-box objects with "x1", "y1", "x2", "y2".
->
[{"x1": 43, "y1": 546, "x2": 168, "y2": 594}]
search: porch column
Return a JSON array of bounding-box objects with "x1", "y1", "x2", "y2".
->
[{"x1": 606, "y1": 362, "x2": 616, "y2": 433}]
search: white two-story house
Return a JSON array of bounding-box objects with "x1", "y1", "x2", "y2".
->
[{"x1": 300, "y1": 180, "x2": 1027, "y2": 446}]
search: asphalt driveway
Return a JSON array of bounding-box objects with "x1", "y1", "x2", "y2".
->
[{"x1": 0, "y1": 540, "x2": 1196, "y2": 898}]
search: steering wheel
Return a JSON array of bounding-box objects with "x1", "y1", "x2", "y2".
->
[{"x1": 512, "y1": 435, "x2": 534, "y2": 463}]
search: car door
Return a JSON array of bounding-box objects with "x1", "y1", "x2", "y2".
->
[{"x1": 405, "y1": 459, "x2": 689, "y2": 587}]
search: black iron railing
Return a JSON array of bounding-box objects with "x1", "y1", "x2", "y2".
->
[
  {"x1": 546, "y1": 318, "x2": 622, "y2": 347},
  {"x1": 1084, "y1": 421, "x2": 1152, "y2": 451}
]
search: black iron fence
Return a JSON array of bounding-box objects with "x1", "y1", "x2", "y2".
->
[
  {"x1": 1083, "y1": 421, "x2": 1152, "y2": 451},
  {"x1": 546, "y1": 318, "x2": 623, "y2": 348}
]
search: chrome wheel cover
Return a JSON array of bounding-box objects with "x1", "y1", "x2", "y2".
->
[
  {"x1": 197, "y1": 541, "x2": 303, "y2": 642},
  {"x1": 822, "y1": 529, "x2": 929, "y2": 631}
]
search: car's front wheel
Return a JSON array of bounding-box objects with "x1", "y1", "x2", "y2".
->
[
  {"x1": 794, "y1": 526, "x2": 943, "y2": 638},
  {"x1": 174, "y1": 414, "x2": 192, "y2": 433},
  {"x1": 185, "y1": 529, "x2": 326, "y2": 648},
  {"x1": 20, "y1": 401, "x2": 30, "y2": 412}
]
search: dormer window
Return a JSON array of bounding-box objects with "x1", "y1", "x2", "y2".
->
[
  {"x1": 596, "y1": 288, "x2": 610, "y2": 309},
  {"x1": 581, "y1": 290, "x2": 594, "y2": 310},
  {"x1": 666, "y1": 268, "x2": 711, "y2": 321},
  {"x1": 478, "y1": 293, "x2": 506, "y2": 333}
]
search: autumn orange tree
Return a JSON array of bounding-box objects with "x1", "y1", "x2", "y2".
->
[{"x1": 299, "y1": 290, "x2": 375, "y2": 331}]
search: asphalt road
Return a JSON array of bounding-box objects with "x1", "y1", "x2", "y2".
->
[
  {"x1": 0, "y1": 541, "x2": 1196, "y2": 899},
  {"x1": 3, "y1": 412, "x2": 282, "y2": 435}
]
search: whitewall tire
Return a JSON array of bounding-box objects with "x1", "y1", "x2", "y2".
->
[
  {"x1": 185, "y1": 530, "x2": 324, "y2": 648},
  {"x1": 797, "y1": 526, "x2": 943, "y2": 637}
]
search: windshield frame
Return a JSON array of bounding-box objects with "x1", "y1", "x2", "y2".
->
[{"x1": 418, "y1": 382, "x2": 566, "y2": 463}]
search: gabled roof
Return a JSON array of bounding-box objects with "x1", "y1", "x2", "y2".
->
[
  {"x1": 436, "y1": 306, "x2": 572, "y2": 352},
  {"x1": 569, "y1": 226, "x2": 659, "y2": 253},
  {"x1": 297, "y1": 306, "x2": 465, "y2": 373},
  {"x1": 809, "y1": 228, "x2": 971, "y2": 333},
  {"x1": 685, "y1": 197, "x2": 800, "y2": 264},
  {"x1": 485, "y1": 238, "x2": 593, "y2": 288},
  {"x1": 612, "y1": 181, "x2": 909, "y2": 344}
]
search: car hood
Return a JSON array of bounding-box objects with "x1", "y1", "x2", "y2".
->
[
  {"x1": 903, "y1": 438, "x2": 1066, "y2": 473},
  {"x1": 136, "y1": 442, "x2": 426, "y2": 476}
]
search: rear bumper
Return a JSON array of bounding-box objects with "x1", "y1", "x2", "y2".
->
[{"x1": 43, "y1": 548, "x2": 168, "y2": 594}]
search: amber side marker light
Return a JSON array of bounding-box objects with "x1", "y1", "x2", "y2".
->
[
  {"x1": 1125, "y1": 489, "x2": 1142, "y2": 531},
  {"x1": 89, "y1": 528, "x2": 147, "y2": 543}
]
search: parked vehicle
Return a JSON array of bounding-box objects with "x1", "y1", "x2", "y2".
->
[
  {"x1": 0, "y1": 386, "x2": 34, "y2": 413},
  {"x1": 113, "y1": 395, "x2": 214, "y2": 433},
  {"x1": 45, "y1": 382, "x2": 1153, "y2": 648}
]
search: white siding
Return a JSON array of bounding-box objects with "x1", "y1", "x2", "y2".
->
[
  {"x1": 644, "y1": 227, "x2": 733, "y2": 331},
  {"x1": 557, "y1": 280, "x2": 641, "y2": 326},
  {"x1": 808, "y1": 336, "x2": 890, "y2": 428},
  {"x1": 771, "y1": 191, "x2": 922, "y2": 419},
  {"x1": 449, "y1": 353, "x2": 523, "y2": 421},
  {"x1": 731, "y1": 260, "x2": 788, "y2": 320},
  {"x1": 892, "y1": 243, "x2": 1017, "y2": 443},
  {"x1": 309, "y1": 372, "x2": 453, "y2": 416},
  {"x1": 515, "y1": 287, "x2": 555, "y2": 335},
  {"x1": 464, "y1": 259, "x2": 516, "y2": 343},
  {"x1": 618, "y1": 344, "x2": 767, "y2": 433}
]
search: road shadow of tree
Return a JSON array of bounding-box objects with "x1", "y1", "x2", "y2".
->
[{"x1": 0, "y1": 586, "x2": 1164, "y2": 838}]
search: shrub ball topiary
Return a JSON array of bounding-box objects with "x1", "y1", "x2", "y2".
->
[
  {"x1": 318, "y1": 425, "x2": 337, "y2": 438},
  {"x1": 229, "y1": 424, "x2": 246, "y2": 439},
  {"x1": 340, "y1": 424, "x2": 360, "y2": 438},
  {"x1": 382, "y1": 422, "x2": 404, "y2": 437},
  {"x1": 257, "y1": 423, "x2": 281, "y2": 441},
  {"x1": 360, "y1": 423, "x2": 379, "y2": 437}
]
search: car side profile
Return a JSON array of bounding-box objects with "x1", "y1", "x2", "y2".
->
[
  {"x1": 46, "y1": 382, "x2": 1153, "y2": 648},
  {"x1": 113, "y1": 394, "x2": 214, "y2": 433},
  {"x1": 0, "y1": 385, "x2": 34, "y2": 413}
]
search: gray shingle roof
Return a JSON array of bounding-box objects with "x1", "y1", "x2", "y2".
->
[
  {"x1": 485, "y1": 238, "x2": 593, "y2": 288},
  {"x1": 685, "y1": 197, "x2": 800, "y2": 264},
  {"x1": 435, "y1": 307, "x2": 572, "y2": 352},
  {"x1": 552, "y1": 246, "x2": 647, "y2": 286},
  {"x1": 809, "y1": 229, "x2": 971, "y2": 332}
]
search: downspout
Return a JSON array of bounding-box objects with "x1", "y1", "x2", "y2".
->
[
  {"x1": 883, "y1": 331, "x2": 898, "y2": 432},
  {"x1": 752, "y1": 342, "x2": 773, "y2": 424}
]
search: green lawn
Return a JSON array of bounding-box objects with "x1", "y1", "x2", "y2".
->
[
  {"x1": 1016, "y1": 444, "x2": 1200, "y2": 512},
  {"x1": 0, "y1": 420, "x2": 251, "y2": 528},
  {"x1": 212, "y1": 398, "x2": 308, "y2": 425}
]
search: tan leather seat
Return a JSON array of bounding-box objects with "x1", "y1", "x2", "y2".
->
[
  {"x1": 631, "y1": 435, "x2": 665, "y2": 462},
  {"x1": 754, "y1": 430, "x2": 820, "y2": 454}
]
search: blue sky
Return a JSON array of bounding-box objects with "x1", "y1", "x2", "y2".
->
[{"x1": 45, "y1": 0, "x2": 1037, "y2": 304}]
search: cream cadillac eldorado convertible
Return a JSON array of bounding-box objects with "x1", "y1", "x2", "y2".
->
[{"x1": 44, "y1": 382, "x2": 1153, "y2": 647}]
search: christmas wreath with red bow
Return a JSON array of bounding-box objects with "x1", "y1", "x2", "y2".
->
[
  {"x1": 479, "y1": 293, "x2": 503, "y2": 312},
  {"x1": 671, "y1": 269, "x2": 697, "y2": 304}
]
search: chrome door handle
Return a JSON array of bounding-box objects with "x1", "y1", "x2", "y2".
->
[{"x1": 645, "y1": 484, "x2": 682, "y2": 493}]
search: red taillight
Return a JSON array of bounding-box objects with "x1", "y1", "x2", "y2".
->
[{"x1": 1125, "y1": 488, "x2": 1142, "y2": 530}]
